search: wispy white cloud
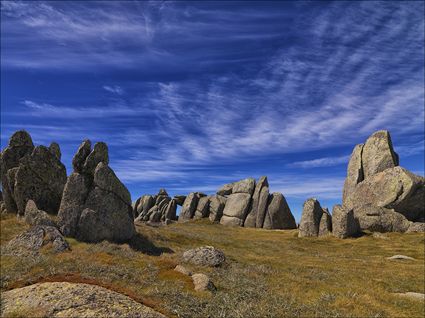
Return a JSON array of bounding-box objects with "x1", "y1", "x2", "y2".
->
[
  {"x1": 103, "y1": 85, "x2": 124, "y2": 95},
  {"x1": 287, "y1": 155, "x2": 349, "y2": 169}
]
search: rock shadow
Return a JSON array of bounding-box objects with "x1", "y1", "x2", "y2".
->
[{"x1": 128, "y1": 232, "x2": 174, "y2": 256}]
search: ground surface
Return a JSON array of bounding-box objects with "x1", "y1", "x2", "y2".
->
[{"x1": 1, "y1": 213, "x2": 424, "y2": 318}]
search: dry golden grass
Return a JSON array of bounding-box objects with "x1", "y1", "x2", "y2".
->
[{"x1": 1, "y1": 213, "x2": 424, "y2": 317}]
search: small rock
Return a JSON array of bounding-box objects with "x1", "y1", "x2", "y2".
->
[
  {"x1": 182, "y1": 246, "x2": 226, "y2": 267},
  {"x1": 393, "y1": 292, "x2": 425, "y2": 301},
  {"x1": 192, "y1": 273, "x2": 216, "y2": 292},
  {"x1": 372, "y1": 232, "x2": 389, "y2": 239},
  {"x1": 174, "y1": 265, "x2": 192, "y2": 276},
  {"x1": 387, "y1": 255, "x2": 415, "y2": 261},
  {"x1": 406, "y1": 222, "x2": 425, "y2": 233}
]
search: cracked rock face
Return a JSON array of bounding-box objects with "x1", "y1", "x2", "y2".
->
[
  {"x1": 0, "y1": 282, "x2": 166, "y2": 318},
  {"x1": 58, "y1": 140, "x2": 135, "y2": 242},
  {"x1": 0, "y1": 131, "x2": 66, "y2": 216}
]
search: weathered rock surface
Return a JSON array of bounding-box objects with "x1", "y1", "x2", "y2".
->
[
  {"x1": 57, "y1": 172, "x2": 92, "y2": 237},
  {"x1": 5, "y1": 225, "x2": 70, "y2": 255},
  {"x1": 194, "y1": 196, "x2": 211, "y2": 219},
  {"x1": 208, "y1": 195, "x2": 226, "y2": 222},
  {"x1": 318, "y1": 208, "x2": 332, "y2": 236},
  {"x1": 24, "y1": 200, "x2": 57, "y2": 227},
  {"x1": 298, "y1": 198, "x2": 324, "y2": 237},
  {"x1": 245, "y1": 176, "x2": 269, "y2": 228},
  {"x1": 216, "y1": 182, "x2": 234, "y2": 196},
  {"x1": 58, "y1": 140, "x2": 134, "y2": 242},
  {"x1": 263, "y1": 193, "x2": 297, "y2": 230},
  {"x1": 179, "y1": 192, "x2": 201, "y2": 221},
  {"x1": 406, "y1": 222, "x2": 425, "y2": 233},
  {"x1": 342, "y1": 144, "x2": 364, "y2": 205},
  {"x1": 49, "y1": 142, "x2": 61, "y2": 160},
  {"x1": 134, "y1": 190, "x2": 177, "y2": 223},
  {"x1": 232, "y1": 177, "x2": 256, "y2": 195},
  {"x1": 362, "y1": 130, "x2": 399, "y2": 179},
  {"x1": 345, "y1": 167, "x2": 424, "y2": 221},
  {"x1": 221, "y1": 193, "x2": 251, "y2": 226},
  {"x1": 1, "y1": 131, "x2": 68, "y2": 216},
  {"x1": 182, "y1": 246, "x2": 226, "y2": 267},
  {"x1": 192, "y1": 273, "x2": 216, "y2": 292},
  {"x1": 0, "y1": 131, "x2": 35, "y2": 213},
  {"x1": 13, "y1": 145, "x2": 66, "y2": 215},
  {"x1": 0, "y1": 282, "x2": 166, "y2": 318},
  {"x1": 332, "y1": 205, "x2": 359, "y2": 239},
  {"x1": 353, "y1": 205, "x2": 412, "y2": 233}
]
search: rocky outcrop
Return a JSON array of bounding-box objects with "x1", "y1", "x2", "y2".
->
[
  {"x1": 338, "y1": 130, "x2": 424, "y2": 237},
  {"x1": 58, "y1": 140, "x2": 135, "y2": 242},
  {"x1": 263, "y1": 193, "x2": 297, "y2": 230},
  {"x1": 332, "y1": 205, "x2": 359, "y2": 239},
  {"x1": 344, "y1": 167, "x2": 424, "y2": 222},
  {"x1": 169, "y1": 177, "x2": 296, "y2": 229},
  {"x1": 5, "y1": 225, "x2": 70, "y2": 256},
  {"x1": 0, "y1": 282, "x2": 166, "y2": 318},
  {"x1": 0, "y1": 131, "x2": 66, "y2": 216},
  {"x1": 298, "y1": 198, "x2": 324, "y2": 237},
  {"x1": 133, "y1": 189, "x2": 178, "y2": 223},
  {"x1": 182, "y1": 246, "x2": 226, "y2": 267}
]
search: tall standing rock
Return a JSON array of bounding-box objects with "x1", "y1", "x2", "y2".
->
[
  {"x1": 263, "y1": 193, "x2": 297, "y2": 230},
  {"x1": 342, "y1": 144, "x2": 364, "y2": 205},
  {"x1": 298, "y1": 198, "x2": 324, "y2": 237},
  {"x1": 332, "y1": 205, "x2": 359, "y2": 239},
  {"x1": 244, "y1": 176, "x2": 269, "y2": 228},
  {"x1": 58, "y1": 140, "x2": 134, "y2": 242},
  {"x1": 362, "y1": 130, "x2": 399, "y2": 179},
  {"x1": 14, "y1": 145, "x2": 67, "y2": 215},
  {"x1": 318, "y1": 208, "x2": 332, "y2": 236},
  {"x1": 0, "y1": 131, "x2": 34, "y2": 213}
]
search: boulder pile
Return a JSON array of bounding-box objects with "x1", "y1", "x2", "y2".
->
[
  {"x1": 133, "y1": 189, "x2": 179, "y2": 223},
  {"x1": 133, "y1": 177, "x2": 296, "y2": 230},
  {"x1": 298, "y1": 130, "x2": 425, "y2": 238},
  {"x1": 57, "y1": 140, "x2": 135, "y2": 242},
  {"x1": 0, "y1": 131, "x2": 66, "y2": 216}
]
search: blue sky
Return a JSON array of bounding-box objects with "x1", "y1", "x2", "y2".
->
[{"x1": 1, "y1": 1, "x2": 424, "y2": 221}]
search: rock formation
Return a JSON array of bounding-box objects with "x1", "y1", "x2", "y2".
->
[
  {"x1": 244, "y1": 176, "x2": 269, "y2": 228},
  {"x1": 298, "y1": 198, "x2": 324, "y2": 237},
  {"x1": 57, "y1": 140, "x2": 135, "y2": 242},
  {"x1": 179, "y1": 192, "x2": 204, "y2": 222},
  {"x1": 24, "y1": 200, "x2": 57, "y2": 227},
  {"x1": 133, "y1": 189, "x2": 178, "y2": 223},
  {"x1": 334, "y1": 129, "x2": 424, "y2": 238},
  {"x1": 208, "y1": 195, "x2": 226, "y2": 222},
  {"x1": 263, "y1": 192, "x2": 297, "y2": 230},
  {"x1": 331, "y1": 205, "x2": 359, "y2": 239},
  {"x1": 0, "y1": 131, "x2": 66, "y2": 216},
  {"x1": 318, "y1": 208, "x2": 332, "y2": 236}
]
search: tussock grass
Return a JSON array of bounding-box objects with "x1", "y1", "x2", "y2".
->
[{"x1": 1, "y1": 215, "x2": 424, "y2": 317}]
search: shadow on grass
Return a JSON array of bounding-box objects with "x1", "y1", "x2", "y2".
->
[{"x1": 128, "y1": 232, "x2": 174, "y2": 256}]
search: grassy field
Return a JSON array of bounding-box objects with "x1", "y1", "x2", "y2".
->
[{"x1": 1, "y1": 213, "x2": 424, "y2": 318}]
